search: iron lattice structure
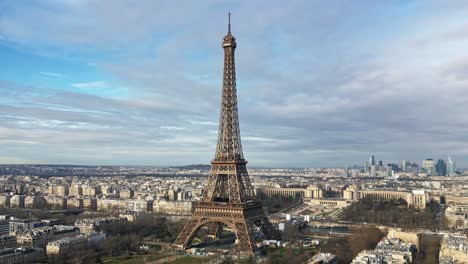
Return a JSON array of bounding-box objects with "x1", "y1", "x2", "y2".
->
[{"x1": 173, "y1": 14, "x2": 280, "y2": 254}]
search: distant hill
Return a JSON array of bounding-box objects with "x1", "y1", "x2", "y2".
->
[{"x1": 173, "y1": 164, "x2": 211, "y2": 170}]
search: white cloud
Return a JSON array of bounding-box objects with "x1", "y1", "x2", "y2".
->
[
  {"x1": 71, "y1": 81, "x2": 107, "y2": 89},
  {"x1": 2, "y1": 1, "x2": 468, "y2": 167},
  {"x1": 190, "y1": 121, "x2": 218, "y2": 126},
  {"x1": 39, "y1": 72, "x2": 63, "y2": 78},
  {"x1": 160, "y1": 126, "x2": 186, "y2": 130}
]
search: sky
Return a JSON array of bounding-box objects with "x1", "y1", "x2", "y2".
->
[{"x1": 1, "y1": 1, "x2": 468, "y2": 167}]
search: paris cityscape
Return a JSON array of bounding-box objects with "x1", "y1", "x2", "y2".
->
[{"x1": 1, "y1": 1, "x2": 468, "y2": 264}]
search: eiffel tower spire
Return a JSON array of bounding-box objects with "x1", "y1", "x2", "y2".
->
[
  {"x1": 228, "y1": 11, "x2": 231, "y2": 34},
  {"x1": 173, "y1": 14, "x2": 280, "y2": 255}
]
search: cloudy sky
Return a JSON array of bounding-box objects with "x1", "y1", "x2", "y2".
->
[{"x1": 1, "y1": 1, "x2": 468, "y2": 167}]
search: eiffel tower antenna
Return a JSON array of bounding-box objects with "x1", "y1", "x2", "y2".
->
[
  {"x1": 173, "y1": 14, "x2": 280, "y2": 255},
  {"x1": 228, "y1": 11, "x2": 231, "y2": 34}
]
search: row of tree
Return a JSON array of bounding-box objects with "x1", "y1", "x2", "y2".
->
[
  {"x1": 318, "y1": 226, "x2": 385, "y2": 263},
  {"x1": 340, "y1": 196, "x2": 442, "y2": 229},
  {"x1": 48, "y1": 216, "x2": 186, "y2": 263},
  {"x1": 257, "y1": 193, "x2": 300, "y2": 213}
]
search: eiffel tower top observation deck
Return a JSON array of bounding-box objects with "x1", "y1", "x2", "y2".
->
[{"x1": 214, "y1": 12, "x2": 244, "y2": 162}]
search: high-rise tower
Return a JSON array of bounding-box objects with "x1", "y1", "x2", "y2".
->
[
  {"x1": 173, "y1": 14, "x2": 280, "y2": 254},
  {"x1": 448, "y1": 156, "x2": 456, "y2": 175}
]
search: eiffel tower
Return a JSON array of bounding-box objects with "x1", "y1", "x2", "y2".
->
[{"x1": 173, "y1": 13, "x2": 280, "y2": 254}]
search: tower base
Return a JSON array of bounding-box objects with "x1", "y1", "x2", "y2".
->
[{"x1": 173, "y1": 201, "x2": 280, "y2": 254}]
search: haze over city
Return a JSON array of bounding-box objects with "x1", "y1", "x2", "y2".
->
[{"x1": 2, "y1": 1, "x2": 468, "y2": 167}]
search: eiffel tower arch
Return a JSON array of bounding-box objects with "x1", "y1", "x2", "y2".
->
[{"x1": 173, "y1": 14, "x2": 280, "y2": 255}]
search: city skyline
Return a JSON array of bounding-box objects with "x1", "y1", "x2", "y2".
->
[{"x1": 2, "y1": 1, "x2": 468, "y2": 167}]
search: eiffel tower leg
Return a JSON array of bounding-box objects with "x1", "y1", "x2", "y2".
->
[
  {"x1": 234, "y1": 220, "x2": 255, "y2": 254},
  {"x1": 173, "y1": 218, "x2": 200, "y2": 249},
  {"x1": 207, "y1": 222, "x2": 223, "y2": 239},
  {"x1": 253, "y1": 216, "x2": 281, "y2": 240}
]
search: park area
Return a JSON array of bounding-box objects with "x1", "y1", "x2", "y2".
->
[{"x1": 102, "y1": 254, "x2": 211, "y2": 264}]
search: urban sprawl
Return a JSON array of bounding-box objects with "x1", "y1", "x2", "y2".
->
[{"x1": 0, "y1": 157, "x2": 466, "y2": 263}]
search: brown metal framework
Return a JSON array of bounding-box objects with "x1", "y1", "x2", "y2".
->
[{"x1": 173, "y1": 14, "x2": 280, "y2": 255}]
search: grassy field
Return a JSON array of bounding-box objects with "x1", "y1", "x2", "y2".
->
[
  {"x1": 264, "y1": 247, "x2": 288, "y2": 255},
  {"x1": 145, "y1": 254, "x2": 168, "y2": 262},
  {"x1": 102, "y1": 253, "x2": 168, "y2": 264},
  {"x1": 263, "y1": 247, "x2": 317, "y2": 264},
  {"x1": 169, "y1": 256, "x2": 210, "y2": 264},
  {"x1": 102, "y1": 255, "x2": 146, "y2": 264}
]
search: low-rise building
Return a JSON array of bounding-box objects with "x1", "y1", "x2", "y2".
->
[
  {"x1": 75, "y1": 217, "x2": 127, "y2": 235},
  {"x1": 308, "y1": 253, "x2": 339, "y2": 264},
  {"x1": 45, "y1": 196, "x2": 67, "y2": 210},
  {"x1": 119, "y1": 211, "x2": 152, "y2": 222},
  {"x1": 48, "y1": 185, "x2": 69, "y2": 196},
  {"x1": 67, "y1": 197, "x2": 84, "y2": 210},
  {"x1": 96, "y1": 198, "x2": 127, "y2": 211},
  {"x1": 0, "y1": 235, "x2": 17, "y2": 250},
  {"x1": 343, "y1": 185, "x2": 428, "y2": 209},
  {"x1": 304, "y1": 198, "x2": 353, "y2": 208},
  {"x1": 0, "y1": 194, "x2": 11, "y2": 207},
  {"x1": 153, "y1": 200, "x2": 193, "y2": 215},
  {"x1": 46, "y1": 235, "x2": 87, "y2": 255},
  {"x1": 16, "y1": 225, "x2": 80, "y2": 248},
  {"x1": 9, "y1": 218, "x2": 43, "y2": 234},
  {"x1": 69, "y1": 185, "x2": 83, "y2": 196},
  {"x1": 351, "y1": 237, "x2": 416, "y2": 264},
  {"x1": 257, "y1": 187, "x2": 306, "y2": 198},
  {"x1": 256, "y1": 185, "x2": 324, "y2": 199},
  {"x1": 445, "y1": 204, "x2": 468, "y2": 230},
  {"x1": 82, "y1": 185, "x2": 98, "y2": 196},
  {"x1": 83, "y1": 197, "x2": 97, "y2": 211},
  {"x1": 440, "y1": 234, "x2": 468, "y2": 263},
  {"x1": 126, "y1": 199, "x2": 153, "y2": 212},
  {"x1": 0, "y1": 220, "x2": 9, "y2": 235},
  {"x1": 120, "y1": 189, "x2": 134, "y2": 199},
  {"x1": 9, "y1": 195, "x2": 25, "y2": 208},
  {"x1": 0, "y1": 247, "x2": 44, "y2": 264},
  {"x1": 24, "y1": 195, "x2": 48, "y2": 209},
  {"x1": 87, "y1": 232, "x2": 106, "y2": 247}
]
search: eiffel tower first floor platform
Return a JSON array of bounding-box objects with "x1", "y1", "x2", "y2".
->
[{"x1": 172, "y1": 200, "x2": 280, "y2": 254}]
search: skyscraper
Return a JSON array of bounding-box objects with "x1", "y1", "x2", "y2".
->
[
  {"x1": 378, "y1": 160, "x2": 383, "y2": 169},
  {"x1": 422, "y1": 159, "x2": 435, "y2": 176},
  {"x1": 386, "y1": 164, "x2": 393, "y2": 177},
  {"x1": 435, "y1": 159, "x2": 447, "y2": 176},
  {"x1": 448, "y1": 156, "x2": 456, "y2": 175},
  {"x1": 369, "y1": 155, "x2": 375, "y2": 166}
]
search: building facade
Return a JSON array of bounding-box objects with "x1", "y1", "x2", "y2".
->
[
  {"x1": 0, "y1": 235, "x2": 17, "y2": 250},
  {"x1": 0, "y1": 247, "x2": 44, "y2": 264},
  {"x1": 343, "y1": 185, "x2": 428, "y2": 208},
  {"x1": 46, "y1": 235, "x2": 87, "y2": 255},
  {"x1": 16, "y1": 225, "x2": 80, "y2": 248},
  {"x1": 75, "y1": 217, "x2": 127, "y2": 235},
  {"x1": 256, "y1": 185, "x2": 324, "y2": 199}
]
